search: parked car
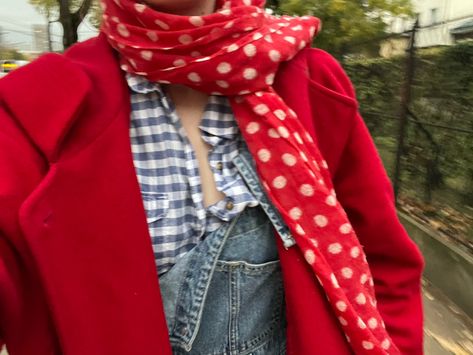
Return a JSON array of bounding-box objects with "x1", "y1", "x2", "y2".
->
[{"x1": 0, "y1": 60, "x2": 29, "y2": 77}]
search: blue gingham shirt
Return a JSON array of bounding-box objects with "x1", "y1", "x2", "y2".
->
[{"x1": 128, "y1": 74, "x2": 259, "y2": 275}]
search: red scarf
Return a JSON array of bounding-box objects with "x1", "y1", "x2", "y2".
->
[{"x1": 102, "y1": 1, "x2": 399, "y2": 353}]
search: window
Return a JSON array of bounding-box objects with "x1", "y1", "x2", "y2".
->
[{"x1": 431, "y1": 8, "x2": 439, "y2": 25}]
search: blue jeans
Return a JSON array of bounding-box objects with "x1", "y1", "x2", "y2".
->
[{"x1": 158, "y1": 144, "x2": 293, "y2": 354}]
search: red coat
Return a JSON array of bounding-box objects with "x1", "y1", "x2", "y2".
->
[{"x1": 0, "y1": 34, "x2": 424, "y2": 355}]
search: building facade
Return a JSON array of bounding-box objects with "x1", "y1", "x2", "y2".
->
[{"x1": 381, "y1": 0, "x2": 473, "y2": 57}]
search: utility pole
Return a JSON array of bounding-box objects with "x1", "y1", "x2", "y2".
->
[
  {"x1": 392, "y1": 18, "x2": 419, "y2": 205},
  {"x1": 46, "y1": 8, "x2": 53, "y2": 52}
]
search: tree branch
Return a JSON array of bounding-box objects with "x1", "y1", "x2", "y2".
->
[{"x1": 75, "y1": 0, "x2": 93, "y2": 23}]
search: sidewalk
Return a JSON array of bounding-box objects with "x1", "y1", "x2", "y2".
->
[
  {"x1": 423, "y1": 279, "x2": 473, "y2": 355},
  {"x1": 1, "y1": 280, "x2": 472, "y2": 354}
]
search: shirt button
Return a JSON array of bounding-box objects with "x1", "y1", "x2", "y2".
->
[
  {"x1": 216, "y1": 162, "x2": 224, "y2": 171},
  {"x1": 225, "y1": 201, "x2": 234, "y2": 211}
]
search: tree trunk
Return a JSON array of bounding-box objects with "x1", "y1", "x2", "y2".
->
[{"x1": 57, "y1": 0, "x2": 93, "y2": 49}]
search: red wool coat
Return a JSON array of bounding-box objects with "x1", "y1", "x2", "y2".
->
[{"x1": 0, "y1": 34, "x2": 424, "y2": 355}]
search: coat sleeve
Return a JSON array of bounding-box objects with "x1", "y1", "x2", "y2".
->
[{"x1": 307, "y1": 49, "x2": 425, "y2": 355}]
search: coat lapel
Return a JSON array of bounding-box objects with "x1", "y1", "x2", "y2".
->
[{"x1": 16, "y1": 35, "x2": 172, "y2": 355}]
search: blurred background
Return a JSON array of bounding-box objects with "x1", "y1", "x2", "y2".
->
[{"x1": 1, "y1": 0, "x2": 472, "y2": 354}]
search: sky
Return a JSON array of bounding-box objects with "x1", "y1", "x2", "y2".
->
[{"x1": 0, "y1": 0, "x2": 98, "y2": 52}]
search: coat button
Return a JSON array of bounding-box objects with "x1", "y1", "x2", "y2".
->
[
  {"x1": 216, "y1": 162, "x2": 223, "y2": 171},
  {"x1": 225, "y1": 201, "x2": 234, "y2": 211}
]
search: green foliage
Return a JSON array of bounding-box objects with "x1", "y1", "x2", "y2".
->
[
  {"x1": 0, "y1": 47, "x2": 27, "y2": 60},
  {"x1": 274, "y1": 0, "x2": 413, "y2": 58},
  {"x1": 344, "y1": 42, "x2": 473, "y2": 207}
]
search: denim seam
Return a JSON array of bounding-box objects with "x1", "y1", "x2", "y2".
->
[
  {"x1": 232, "y1": 148, "x2": 296, "y2": 249},
  {"x1": 170, "y1": 212, "x2": 243, "y2": 351}
]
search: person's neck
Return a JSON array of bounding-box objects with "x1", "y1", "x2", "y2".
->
[{"x1": 149, "y1": 1, "x2": 217, "y2": 16}]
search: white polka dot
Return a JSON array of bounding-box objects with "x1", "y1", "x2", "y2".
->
[
  {"x1": 264, "y1": 34, "x2": 273, "y2": 43},
  {"x1": 295, "y1": 224, "x2": 305, "y2": 235},
  {"x1": 117, "y1": 23, "x2": 130, "y2": 37},
  {"x1": 314, "y1": 215, "x2": 328, "y2": 227},
  {"x1": 321, "y1": 160, "x2": 329, "y2": 169},
  {"x1": 274, "y1": 109, "x2": 286, "y2": 120},
  {"x1": 282, "y1": 153, "x2": 297, "y2": 166},
  {"x1": 338, "y1": 317, "x2": 348, "y2": 326},
  {"x1": 289, "y1": 207, "x2": 302, "y2": 220},
  {"x1": 368, "y1": 318, "x2": 378, "y2": 329},
  {"x1": 179, "y1": 34, "x2": 193, "y2": 44},
  {"x1": 140, "y1": 50, "x2": 153, "y2": 61},
  {"x1": 272, "y1": 176, "x2": 287, "y2": 189},
  {"x1": 188, "y1": 72, "x2": 201, "y2": 82},
  {"x1": 360, "y1": 274, "x2": 368, "y2": 284},
  {"x1": 257, "y1": 149, "x2": 271, "y2": 162},
  {"x1": 309, "y1": 26, "x2": 316, "y2": 37},
  {"x1": 146, "y1": 31, "x2": 158, "y2": 42},
  {"x1": 253, "y1": 32, "x2": 263, "y2": 40},
  {"x1": 243, "y1": 0, "x2": 252, "y2": 5},
  {"x1": 300, "y1": 184, "x2": 314, "y2": 196},
  {"x1": 265, "y1": 74, "x2": 275, "y2": 85},
  {"x1": 328, "y1": 243, "x2": 342, "y2": 254},
  {"x1": 173, "y1": 59, "x2": 186, "y2": 67},
  {"x1": 269, "y1": 50, "x2": 281, "y2": 62},
  {"x1": 304, "y1": 250, "x2": 316, "y2": 264},
  {"x1": 381, "y1": 339, "x2": 390, "y2": 350},
  {"x1": 299, "y1": 40, "x2": 307, "y2": 50},
  {"x1": 220, "y1": 9, "x2": 232, "y2": 16},
  {"x1": 294, "y1": 132, "x2": 303, "y2": 144},
  {"x1": 268, "y1": 128, "x2": 280, "y2": 138},
  {"x1": 189, "y1": 16, "x2": 204, "y2": 26},
  {"x1": 134, "y1": 3, "x2": 146, "y2": 12},
  {"x1": 336, "y1": 301, "x2": 347, "y2": 312},
  {"x1": 246, "y1": 122, "x2": 260, "y2": 134},
  {"x1": 356, "y1": 293, "x2": 367, "y2": 305},
  {"x1": 217, "y1": 62, "x2": 232, "y2": 74},
  {"x1": 227, "y1": 43, "x2": 239, "y2": 52},
  {"x1": 341, "y1": 267, "x2": 353, "y2": 279},
  {"x1": 243, "y1": 68, "x2": 258, "y2": 80},
  {"x1": 369, "y1": 278, "x2": 374, "y2": 286},
  {"x1": 243, "y1": 43, "x2": 257, "y2": 57},
  {"x1": 331, "y1": 274, "x2": 340, "y2": 288},
  {"x1": 291, "y1": 24, "x2": 303, "y2": 31},
  {"x1": 310, "y1": 238, "x2": 318, "y2": 248},
  {"x1": 284, "y1": 36, "x2": 296, "y2": 44},
  {"x1": 339, "y1": 223, "x2": 352, "y2": 234},
  {"x1": 216, "y1": 80, "x2": 229, "y2": 88},
  {"x1": 223, "y1": 20, "x2": 234, "y2": 29},
  {"x1": 325, "y1": 195, "x2": 337, "y2": 206},
  {"x1": 362, "y1": 341, "x2": 374, "y2": 350},
  {"x1": 190, "y1": 51, "x2": 201, "y2": 57},
  {"x1": 154, "y1": 19, "x2": 170, "y2": 30},
  {"x1": 357, "y1": 317, "x2": 367, "y2": 329},
  {"x1": 254, "y1": 104, "x2": 269, "y2": 115},
  {"x1": 277, "y1": 126, "x2": 289, "y2": 138},
  {"x1": 350, "y1": 247, "x2": 360, "y2": 258}
]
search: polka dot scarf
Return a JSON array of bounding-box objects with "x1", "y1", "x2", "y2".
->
[{"x1": 102, "y1": 1, "x2": 399, "y2": 353}]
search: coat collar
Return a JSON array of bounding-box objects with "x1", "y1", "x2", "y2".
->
[{"x1": 0, "y1": 33, "x2": 129, "y2": 163}]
